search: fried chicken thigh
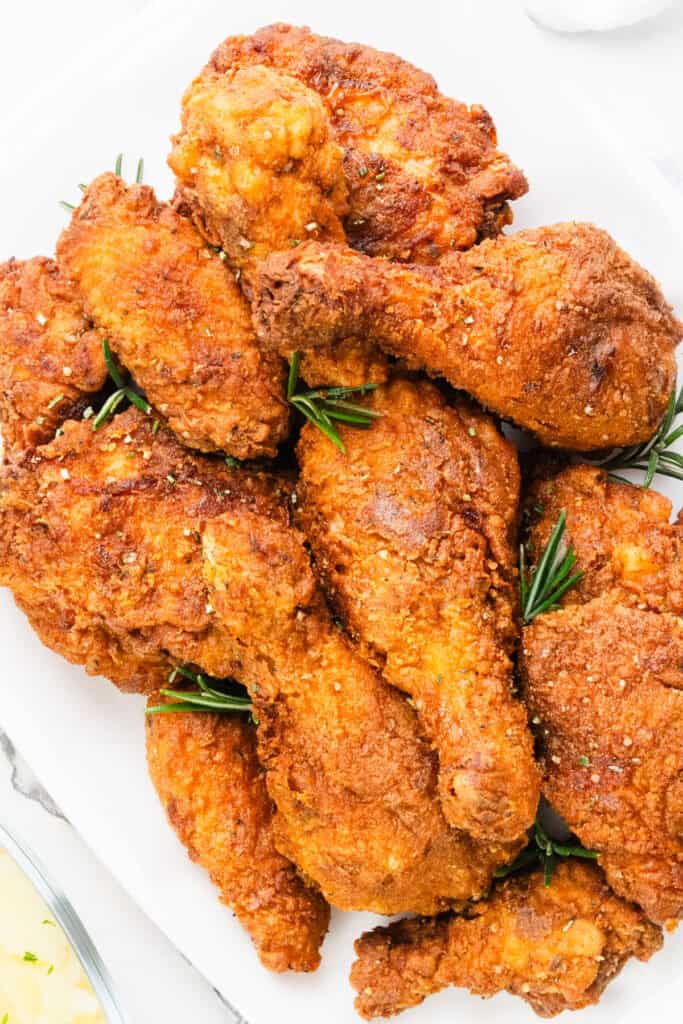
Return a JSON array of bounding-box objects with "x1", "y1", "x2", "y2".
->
[
  {"x1": 205, "y1": 24, "x2": 528, "y2": 262},
  {"x1": 350, "y1": 861, "x2": 662, "y2": 1019},
  {"x1": 146, "y1": 701, "x2": 329, "y2": 971},
  {"x1": 0, "y1": 257, "x2": 106, "y2": 459},
  {"x1": 296, "y1": 378, "x2": 538, "y2": 843},
  {"x1": 0, "y1": 409, "x2": 519, "y2": 914},
  {"x1": 521, "y1": 466, "x2": 683, "y2": 924},
  {"x1": 253, "y1": 226, "x2": 680, "y2": 450},
  {"x1": 57, "y1": 172, "x2": 289, "y2": 458}
]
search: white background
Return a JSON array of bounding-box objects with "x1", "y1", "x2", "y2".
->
[{"x1": 1, "y1": 2, "x2": 683, "y2": 1022}]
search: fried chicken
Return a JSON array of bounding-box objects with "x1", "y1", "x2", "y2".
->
[
  {"x1": 0, "y1": 257, "x2": 107, "y2": 459},
  {"x1": 296, "y1": 378, "x2": 538, "y2": 843},
  {"x1": 253, "y1": 225, "x2": 681, "y2": 450},
  {"x1": 521, "y1": 466, "x2": 683, "y2": 924},
  {"x1": 350, "y1": 861, "x2": 662, "y2": 1019},
  {"x1": 57, "y1": 172, "x2": 289, "y2": 458},
  {"x1": 0, "y1": 409, "x2": 519, "y2": 914},
  {"x1": 146, "y1": 699, "x2": 329, "y2": 971},
  {"x1": 205, "y1": 24, "x2": 528, "y2": 263}
]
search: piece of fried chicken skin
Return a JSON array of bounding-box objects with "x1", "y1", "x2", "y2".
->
[
  {"x1": 350, "y1": 861, "x2": 662, "y2": 1020},
  {"x1": 146, "y1": 699, "x2": 329, "y2": 971},
  {"x1": 253, "y1": 226, "x2": 681, "y2": 450},
  {"x1": 520, "y1": 465, "x2": 683, "y2": 925},
  {"x1": 296, "y1": 378, "x2": 538, "y2": 843},
  {"x1": 169, "y1": 61, "x2": 387, "y2": 388},
  {"x1": 205, "y1": 24, "x2": 528, "y2": 263},
  {"x1": 0, "y1": 257, "x2": 107, "y2": 459},
  {"x1": 0, "y1": 409, "x2": 520, "y2": 914},
  {"x1": 57, "y1": 172, "x2": 289, "y2": 459}
]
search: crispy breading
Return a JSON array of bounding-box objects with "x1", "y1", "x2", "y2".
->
[
  {"x1": 146, "y1": 701, "x2": 329, "y2": 971},
  {"x1": 253, "y1": 225, "x2": 681, "y2": 450},
  {"x1": 521, "y1": 466, "x2": 683, "y2": 924},
  {"x1": 350, "y1": 861, "x2": 662, "y2": 1019},
  {"x1": 0, "y1": 409, "x2": 520, "y2": 914},
  {"x1": 57, "y1": 173, "x2": 289, "y2": 458},
  {"x1": 0, "y1": 257, "x2": 106, "y2": 458},
  {"x1": 296, "y1": 378, "x2": 538, "y2": 842},
  {"x1": 206, "y1": 24, "x2": 528, "y2": 262}
]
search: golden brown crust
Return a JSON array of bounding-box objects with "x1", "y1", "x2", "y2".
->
[
  {"x1": 57, "y1": 173, "x2": 289, "y2": 458},
  {"x1": 296, "y1": 378, "x2": 538, "y2": 842},
  {"x1": 253, "y1": 225, "x2": 681, "y2": 450},
  {"x1": 521, "y1": 466, "x2": 683, "y2": 924},
  {"x1": 0, "y1": 408, "x2": 519, "y2": 913},
  {"x1": 0, "y1": 257, "x2": 107, "y2": 459},
  {"x1": 207, "y1": 24, "x2": 528, "y2": 262},
  {"x1": 351, "y1": 861, "x2": 662, "y2": 1019},
  {"x1": 145, "y1": 701, "x2": 329, "y2": 971}
]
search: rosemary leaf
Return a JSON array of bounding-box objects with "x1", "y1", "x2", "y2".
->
[
  {"x1": 521, "y1": 510, "x2": 583, "y2": 624},
  {"x1": 286, "y1": 350, "x2": 380, "y2": 452}
]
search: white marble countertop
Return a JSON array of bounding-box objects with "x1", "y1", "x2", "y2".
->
[{"x1": 2, "y1": 2, "x2": 683, "y2": 1021}]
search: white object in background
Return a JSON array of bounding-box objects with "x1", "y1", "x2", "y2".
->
[{"x1": 524, "y1": 0, "x2": 674, "y2": 32}]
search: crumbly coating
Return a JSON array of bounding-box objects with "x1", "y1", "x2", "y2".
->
[
  {"x1": 207, "y1": 24, "x2": 528, "y2": 262},
  {"x1": 0, "y1": 257, "x2": 106, "y2": 458},
  {"x1": 57, "y1": 173, "x2": 289, "y2": 458},
  {"x1": 253, "y1": 225, "x2": 681, "y2": 450},
  {"x1": 296, "y1": 378, "x2": 538, "y2": 842},
  {"x1": 146, "y1": 702, "x2": 329, "y2": 971},
  {"x1": 0, "y1": 408, "x2": 519, "y2": 914},
  {"x1": 521, "y1": 466, "x2": 683, "y2": 924},
  {"x1": 351, "y1": 861, "x2": 662, "y2": 1019}
]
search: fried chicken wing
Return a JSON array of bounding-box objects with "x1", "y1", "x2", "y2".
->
[
  {"x1": 0, "y1": 409, "x2": 519, "y2": 913},
  {"x1": 350, "y1": 861, "x2": 662, "y2": 1019},
  {"x1": 205, "y1": 24, "x2": 528, "y2": 263},
  {"x1": 296, "y1": 378, "x2": 538, "y2": 843},
  {"x1": 521, "y1": 466, "x2": 683, "y2": 924},
  {"x1": 0, "y1": 257, "x2": 106, "y2": 459},
  {"x1": 57, "y1": 172, "x2": 289, "y2": 458},
  {"x1": 253, "y1": 226, "x2": 681, "y2": 450},
  {"x1": 146, "y1": 700, "x2": 329, "y2": 971}
]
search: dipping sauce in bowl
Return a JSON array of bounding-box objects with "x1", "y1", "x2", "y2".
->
[{"x1": 0, "y1": 823, "x2": 124, "y2": 1024}]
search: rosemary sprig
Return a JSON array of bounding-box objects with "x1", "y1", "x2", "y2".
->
[
  {"x1": 92, "y1": 339, "x2": 151, "y2": 430},
  {"x1": 520, "y1": 510, "x2": 583, "y2": 624},
  {"x1": 146, "y1": 665, "x2": 251, "y2": 715},
  {"x1": 583, "y1": 383, "x2": 683, "y2": 488},
  {"x1": 61, "y1": 154, "x2": 145, "y2": 212},
  {"x1": 494, "y1": 818, "x2": 597, "y2": 887},
  {"x1": 287, "y1": 351, "x2": 381, "y2": 453}
]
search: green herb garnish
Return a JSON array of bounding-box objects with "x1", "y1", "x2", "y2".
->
[
  {"x1": 520, "y1": 510, "x2": 583, "y2": 624},
  {"x1": 287, "y1": 351, "x2": 380, "y2": 453},
  {"x1": 494, "y1": 818, "x2": 597, "y2": 887},
  {"x1": 61, "y1": 153, "x2": 144, "y2": 212},
  {"x1": 584, "y1": 383, "x2": 683, "y2": 488},
  {"x1": 92, "y1": 339, "x2": 151, "y2": 430},
  {"x1": 47, "y1": 393, "x2": 65, "y2": 410},
  {"x1": 145, "y1": 665, "x2": 251, "y2": 716},
  {"x1": 22, "y1": 952, "x2": 38, "y2": 963}
]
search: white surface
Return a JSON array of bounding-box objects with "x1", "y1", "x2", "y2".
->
[
  {"x1": 525, "y1": 0, "x2": 674, "y2": 32},
  {"x1": 1, "y1": 2, "x2": 683, "y2": 1023}
]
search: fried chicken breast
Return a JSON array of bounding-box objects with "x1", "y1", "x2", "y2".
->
[
  {"x1": 57, "y1": 172, "x2": 289, "y2": 458},
  {"x1": 296, "y1": 378, "x2": 538, "y2": 843},
  {"x1": 0, "y1": 257, "x2": 107, "y2": 459},
  {"x1": 146, "y1": 700, "x2": 329, "y2": 971},
  {"x1": 0, "y1": 409, "x2": 519, "y2": 914},
  {"x1": 350, "y1": 861, "x2": 662, "y2": 1019},
  {"x1": 253, "y1": 226, "x2": 681, "y2": 450},
  {"x1": 521, "y1": 466, "x2": 683, "y2": 924},
  {"x1": 205, "y1": 24, "x2": 528, "y2": 262}
]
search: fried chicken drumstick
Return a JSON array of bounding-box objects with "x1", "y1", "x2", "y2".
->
[
  {"x1": 296, "y1": 378, "x2": 538, "y2": 843},
  {"x1": 521, "y1": 465, "x2": 683, "y2": 925},
  {"x1": 350, "y1": 861, "x2": 662, "y2": 1019},
  {"x1": 253, "y1": 226, "x2": 681, "y2": 450},
  {"x1": 57, "y1": 172, "x2": 289, "y2": 458},
  {"x1": 0, "y1": 410, "x2": 520, "y2": 914},
  {"x1": 146, "y1": 700, "x2": 329, "y2": 971},
  {"x1": 0, "y1": 257, "x2": 106, "y2": 459}
]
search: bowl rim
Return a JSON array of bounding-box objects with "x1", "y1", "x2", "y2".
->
[{"x1": 0, "y1": 817, "x2": 126, "y2": 1023}]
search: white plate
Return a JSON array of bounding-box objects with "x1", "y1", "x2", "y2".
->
[{"x1": 1, "y1": 2, "x2": 682, "y2": 1022}]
